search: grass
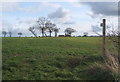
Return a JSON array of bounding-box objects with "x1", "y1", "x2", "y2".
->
[{"x1": 2, "y1": 37, "x2": 114, "y2": 80}]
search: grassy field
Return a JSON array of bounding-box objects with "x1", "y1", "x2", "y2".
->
[{"x1": 2, "y1": 37, "x2": 115, "y2": 80}]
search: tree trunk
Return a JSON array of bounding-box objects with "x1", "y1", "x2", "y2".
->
[
  {"x1": 50, "y1": 31, "x2": 52, "y2": 37},
  {"x1": 42, "y1": 29, "x2": 44, "y2": 37},
  {"x1": 34, "y1": 34, "x2": 37, "y2": 38},
  {"x1": 32, "y1": 32, "x2": 37, "y2": 38},
  {"x1": 55, "y1": 32, "x2": 57, "y2": 37},
  {"x1": 44, "y1": 32, "x2": 47, "y2": 37}
]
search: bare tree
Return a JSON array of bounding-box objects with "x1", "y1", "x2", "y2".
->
[
  {"x1": 83, "y1": 32, "x2": 88, "y2": 37},
  {"x1": 53, "y1": 27, "x2": 59, "y2": 37},
  {"x1": 92, "y1": 22, "x2": 118, "y2": 37},
  {"x1": 37, "y1": 17, "x2": 49, "y2": 37},
  {"x1": 8, "y1": 32, "x2": 12, "y2": 37},
  {"x1": 2, "y1": 31, "x2": 7, "y2": 37},
  {"x1": 46, "y1": 21, "x2": 57, "y2": 37},
  {"x1": 29, "y1": 27, "x2": 37, "y2": 37},
  {"x1": 106, "y1": 24, "x2": 119, "y2": 37},
  {"x1": 65, "y1": 28, "x2": 76, "y2": 36},
  {"x1": 18, "y1": 32, "x2": 22, "y2": 37},
  {"x1": 92, "y1": 25, "x2": 102, "y2": 36}
]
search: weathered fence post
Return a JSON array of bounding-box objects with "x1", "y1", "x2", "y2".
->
[
  {"x1": 102, "y1": 19, "x2": 106, "y2": 56},
  {"x1": 100, "y1": 19, "x2": 106, "y2": 56}
]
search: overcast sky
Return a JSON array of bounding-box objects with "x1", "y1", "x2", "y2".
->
[{"x1": 0, "y1": 1, "x2": 118, "y2": 37}]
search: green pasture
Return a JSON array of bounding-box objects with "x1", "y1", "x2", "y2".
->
[{"x1": 2, "y1": 37, "x2": 114, "y2": 80}]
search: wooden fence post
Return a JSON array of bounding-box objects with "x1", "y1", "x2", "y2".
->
[{"x1": 103, "y1": 19, "x2": 106, "y2": 56}]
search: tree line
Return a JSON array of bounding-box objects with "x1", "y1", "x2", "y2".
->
[
  {"x1": 2, "y1": 31, "x2": 23, "y2": 37},
  {"x1": 2, "y1": 17, "x2": 91, "y2": 37},
  {"x1": 29, "y1": 17, "x2": 76, "y2": 37},
  {"x1": 2, "y1": 17, "x2": 78, "y2": 37}
]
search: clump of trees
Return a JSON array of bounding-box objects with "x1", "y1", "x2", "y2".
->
[
  {"x1": 65, "y1": 28, "x2": 76, "y2": 36},
  {"x1": 29, "y1": 17, "x2": 60, "y2": 37},
  {"x1": 2, "y1": 31, "x2": 24, "y2": 37},
  {"x1": 2, "y1": 17, "x2": 77, "y2": 38},
  {"x1": 2, "y1": 31, "x2": 7, "y2": 37},
  {"x1": 18, "y1": 32, "x2": 22, "y2": 37},
  {"x1": 2, "y1": 31, "x2": 13, "y2": 37}
]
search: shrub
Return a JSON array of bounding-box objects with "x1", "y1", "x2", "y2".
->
[{"x1": 84, "y1": 63, "x2": 114, "y2": 80}]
